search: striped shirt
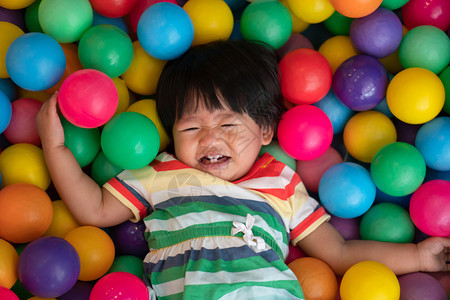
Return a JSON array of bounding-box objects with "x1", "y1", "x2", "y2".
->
[{"x1": 104, "y1": 152, "x2": 330, "y2": 299}]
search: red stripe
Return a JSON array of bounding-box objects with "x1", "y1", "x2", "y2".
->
[
  {"x1": 109, "y1": 178, "x2": 147, "y2": 220},
  {"x1": 152, "y1": 159, "x2": 191, "y2": 172},
  {"x1": 290, "y1": 207, "x2": 327, "y2": 241}
]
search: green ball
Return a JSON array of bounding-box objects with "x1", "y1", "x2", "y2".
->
[
  {"x1": 240, "y1": 0, "x2": 292, "y2": 50},
  {"x1": 380, "y1": 0, "x2": 409, "y2": 10},
  {"x1": 439, "y1": 66, "x2": 450, "y2": 115},
  {"x1": 360, "y1": 202, "x2": 414, "y2": 243},
  {"x1": 25, "y1": 0, "x2": 43, "y2": 33},
  {"x1": 371, "y1": 142, "x2": 426, "y2": 197},
  {"x1": 323, "y1": 11, "x2": 352, "y2": 36},
  {"x1": 61, "y1": 117, "x2": 101, "y2": 168},
  {"x1": 399, "y1": 25, "x2": 450, "y2": 74},
  {"x1": 38, "y1": 0, "x2": 93, "y2": 43},
  {"x1": 107, "y1": 255, "x2": 144, "y2": 279},
  {"x1": 78, "y1": 24, "x2": 134, "y2": 78},
  {"x1": 101, "y1": 111, "x2": 160, "y2": 170},
  {"x1": 90, "y1": 151, "x2": 123, "y2": 186},
  {"x1": 259, "y1": 140, "x2": 296, "y2": 171}
]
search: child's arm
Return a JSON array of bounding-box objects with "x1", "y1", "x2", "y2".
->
[
  {"x1": 36, "y1": 92, "x2": 134, "y2": 227},
  {"x1": 297, "y1": 221, "x2": 450, "y2": 275}
]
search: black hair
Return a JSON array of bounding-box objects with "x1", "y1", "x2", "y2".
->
[{"x1": 155, "y1": 39, "x2": 285, "y2": 138}]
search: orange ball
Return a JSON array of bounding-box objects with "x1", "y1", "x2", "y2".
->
[
  {"x1": 0, "y1": 183, "x2": 53, "y2": 244},
  {"x1": 288, "y1": 257, "x2": 338, "y2": 300},
  {"x1": 329, "y1": 0, "x2": 383, "y2": 18},
  {"x1": 0, "y1": 238, "x2": 19, "y2": 289}
]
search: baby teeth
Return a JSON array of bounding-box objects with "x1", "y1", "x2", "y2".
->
[{"x1": 207, "y1": 155, "x2": 222, "y2": 163}]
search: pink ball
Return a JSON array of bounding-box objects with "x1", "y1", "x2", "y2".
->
[
  {"x1": 58, "y1": 69, "x2": 118, "y2": 128},
  {"x1": 277, "y1": 105, "x2": 333, "y2": 161},
  {"x1": 402, "y1": 0, "x2": 450, "y2": 32},
  {"x1": 0, "y1": 287, "x2": 19, "y2": 300},
  {"x1": 409, "y1": 180, "x2": 450, "y2": 237},
  {"x1": 89, "y1": 272, "x2": 149, "y2": 300}
]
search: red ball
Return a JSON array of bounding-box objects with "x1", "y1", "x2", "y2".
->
[
  {"x1": 89, "y1": 272, "x2": 149, "y2": 300},
  {"x1": 402, "y1": 0, "x2": 450, "y2": 32},
  {"x1": 58, "y1": 69, "x2": 118, "y2": 128},
  {"x1": 277, "y1": 105, "x2": 333, "y2": 161},
  {"x1": 90, "y1": 0, "x2": 139, "y2": 18},
  {"x1": 128, "y1": 0, "x2": 178, "y2": 32},
  {"x1": 279, "y1": 48, "x2": 332, "y2": 105}
]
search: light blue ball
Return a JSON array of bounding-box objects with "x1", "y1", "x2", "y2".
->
[
  {"x1": 137, "y1": 2, "x2": 194, "y2": 60},
  {"x1": 0, "y1": 90, "x2": 12, "y2": 134},
  {"x1": 415, "y1": 117, "x2": 450, "y2": 171},
  {"x1": 319, "y1": 162, "x2": 376, "y2": 218},
  {"x1": 92, "y1": 11, "x2": 129, "y2": 34},
  {"x1": 5, "y1": 32, "x2": 66, "y2": 91},
  {"x1": 0, "y1": 78, "x2": 16, "y2": 100}
]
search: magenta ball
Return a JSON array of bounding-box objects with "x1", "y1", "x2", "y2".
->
[
  {"x1": 398, "y1": 272, "x2": 447, "y2": 300},
  {"x1": 0, "y1": 287, "x2": 19, "y2": 300},
  {"x1": 58, "y1": 69, "x2": 118, "y2": 128},
  {"x1": 277, "y1": 105, "x2": 333, "y2": 161},
  {"x1": 409, "y1": 180, "x2": 450, "y2": 237},
  {"x1": 328, "y1": 215, "x2": 361, "y2": 240},
  {"x1": 350, "y1": 7, "x2": 403, "y2": 58},
  {"x1": 402, "y1": 0, "x2": 450, "y2": 32},
  {"x1": 89, "y1": 272, "x2": 149, "y2": 300}
]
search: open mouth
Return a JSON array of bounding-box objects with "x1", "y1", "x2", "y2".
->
[{"x1": 200, "y1": 154, "x2": 230, "y2": 165}]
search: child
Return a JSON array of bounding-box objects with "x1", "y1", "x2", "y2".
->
[{"x1": 36, "y1": 40, "x2": 449, "y2": 299}]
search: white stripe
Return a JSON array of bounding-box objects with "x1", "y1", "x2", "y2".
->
[
  {"x1": 116, "y1": 168, "x2": 151, "y2": 203},
  {"x1": 219, "y1": 285, "x2": 302, "y2": 300},
  {"x1": 152, "y1": 277, "x2": 185, "y2": 297},
  {"x1": 237, "y1": 166, "x2": 295, "y2": 190}
]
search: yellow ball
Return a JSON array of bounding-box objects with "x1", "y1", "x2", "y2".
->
[
  {"x1": 0, "y1": 0, "x2": 34, "y2": 10},
  {"x1": 127, "y1": 99, "x2": 171, "y2": 151},
  {"x1": 343, "y1": 111, "x2": 397, "y2": 163},
  {"x1": 65, "y1": 226, "x2": 115, "y2": 281},
  {"x1": 0, "y1": 21, "x2": 24, "y2": 78},
  {"x1": 0, "y1": 143, "x2": 51, "y2": 190},
  {"x1": 44, "y1": 200, "x2": 79, "y2": 238},
  {"x1": 319, "y1": 36, "x2": 358, "y2": 74},
  {"x1": 183, "y1": 0, "x2": 234, "y2": 46},
  {"x1": 340, "y1": 261, "x2": 400, "y2": 300},
  {"x1": 0, "y1": 238, "x2": 19, "y2": 289},
  {"x1": 112, "y1": 77, "x2": 130, "y2": 116},
  {"x1": 387, "y1": 67, "x2": 445, "y2": 124},
  {"x1": 287, "y1": 0, "x2": 335, "y2": 24},
  {"x1": 121, "y1": 41, "x2": 167, "y2": 96},
  {"x1": 280, "y1": 0, "x2": 309, "y2": 33}
]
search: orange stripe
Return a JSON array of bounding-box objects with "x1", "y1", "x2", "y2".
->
[
  {"x1": 109, "y1": 178, "x2": 147, "y2": 220},
  {"x1": 290, "y1": 207, "x2": 327, "y2": 240}
]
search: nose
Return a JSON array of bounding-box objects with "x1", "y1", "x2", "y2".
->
[{"x1": 199, "y1": 127, "x2": 223, "y2": 147}]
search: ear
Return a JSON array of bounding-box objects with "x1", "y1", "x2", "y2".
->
[{"x1": 261, "y1": 127, "x2": 274, "y2": 146}]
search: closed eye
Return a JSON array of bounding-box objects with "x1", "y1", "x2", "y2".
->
[
  {"x1": 181, "y1": 127, "x2": 199, "y2": 132},
  {"x1": 221, "y1": 124, "x2": 236, "y2": 128}
]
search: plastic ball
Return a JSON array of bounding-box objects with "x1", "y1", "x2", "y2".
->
[
  {"x1": 318, "y1": 35, "x2": 359, "y2": 74},
  {"x1": 343, "y1": 111, "x2": 397, "y2": 163},
  {"x1": 0, "y1": 21, "x2": 24, "y2": 78},
  {"x1": 260, "y1": 140, "x2": 296, "y2": 171},
  {"x1": 0, "y1": 143, "x2": 51, "y2": 190},
  {"x1": 402, "y1": 0, "x2": 450, "y2": 31},
  {"x1": 386, "y1": 68, "x2": 445, "y2": 124},
  {"x1": 399, "y1": 25, "x2": 450, "y2": 75},
  {"x1": 0, "y1": 78, "x2": 16, "y2": 100},
  {"x1": 440, "y1": 66, "x2": 450, "y2": 115},
  {"x1": 111, "y1": 77, "x2": 130, "y2": 116},
  {"x1": 0, "y1": 238, "x2": 19, "y2": 289},
  {"x1": 112, "y1": 220, "x2": 149, "y2": 259},
  {"x1": 286, "y1": 0, "x2": 335, "y2": 24},
  {"x1": 101, "y1": 111, "x2": 160, "y2": 170},
  {"x1": 394, "y1": 119, "x2": 421, "y2": 145},
  {"x1": 409, "y1": 179, "x2": 450, "y2": 237},
  {"x1": 279, "y1": 0, "x2": 310, "y2": 33},
  {"x1": 18, "y1": 236, "x2": 80, "y2": 298},
  {"x1": 240, "y1": 0, "x2": 292, "y2": 50},
  {"x1": 92, "y1": 11, "x2": 129, "y2": 34},
  {"x1": 58, "y1": 281, "x2": 93, "y2": 300},
  {"x1": 340, "y1": 261, "x2": 400, "y2": 300},
  {"x1": 371, "y1": 142, "x2": 426, "y2": 197},
  {"x1": 5, "y1": 32, "x2": 66, "y2": 91},
  {"x1": 90, "y1": 0, "x2": 138, "y2": 18},
  {"x1": 360, "y1": 202, "x2": 414, "y2": 243},
  {"x1": 121, "y1": 41, "x2": 167, "y2": 95},
  {"x1": 285, "y1": 243, "x2": 306, "y2": 265},
  {"x1": 0, "y1": 7, "x2": 26, "y2": 31},
  {"x1": 276, "y1": 33, "x2": 314, "y2": 59},
  {"x1": 296, "y1": 146, "x2": 343, "y2": 193},
  {"x1": 78, "y1": 25, "x2": 133, "y2": 78},
  {"x1": 375, "y1": 186, "x2": 411, "y2": 209},
  {"x1": 24, "y1": 0, "x2": 43, "y2": 33},
  {"x1": 0, "y1": 287, "x2": 19, "y2": 300},
  {"x1": 398, "y1": 272, "x2": 448, "y2": 300},
  {"x1": 128, "y1": 0, "x2": 178, "y2": 33},
  {"x1": 107, "y1": 255, "x2": 144, "y2": 279},
  {"x1": 279, "y1": 48, "x2": 332, "y2": 105},
  {"x1": 319, "y1": 162, "x2": 376, "y2": 218},
  {"x1": 288, "y1": 257, "x2": 338, "y2": 300},
  {"x1": 0, "y1": 0, "x2": 34, "y2": 9},
  {"x1": 183, "y1": 0, "x2": 234, "y2": 46},
  {"x1": 329, "y1": 0, "x2": 383, "y2": 18},
  {"x1": 64, "y1": 226, "x2": 115, "y2": 281},
  {"x1": 127, "y1": 99, "x2": 171, "y2": 151},
  {"x1": 333, "y1": 54, "x2": 388, "y2": 111},
  {"x1": 90, "y1": 151, "x2": 124, "y2": 187},
  {"x1": 350, "y1": 7, "x2": 403, "y2": 58},
  {"x1": 380, "y1": 0, "x2": 409, "y2": 10},
  {"x1": 328, "y1": 216, "x2": 360, "y2": 240},
  {"x1": 277, "y1": 105, "x2": 333, "y2": 160},
  {"x1": 89, "y1": 272, "x2": 149, "y2": 300},
  {"x1": 38, "y1": 0, "x2": 93, "y2": 43},
  {"x1": 323, "y1": 10, "x2": 352, "y2": 35},
  {"x1": 3, "y1": 98, "x2": 42, "y2": 146},
  {"x1": 58, "y1": 69, "x2": 119, "y2": 128},
  {"x1": 0, "y1": 90, "x2": 12, "y2": 134},
  {"x1": 44, "y1": 200, "x2": 79, "y2": 238},
  {"x1": 137, "y1": 2, "x2": 194, "y2": 60}
]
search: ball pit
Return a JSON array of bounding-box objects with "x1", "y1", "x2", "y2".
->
[
  {"x1": 398, "y1": 272, "x2": 448, "y2": 300},
  {"x1": 89, "y1": 0, "x2": 138, "y2": 18},
  {"x1": 0, "y1": 21, "x2": 24, "y2": 78},
  {"x1": 401, "y1": 0, "x2": 450, "y2": 31},
  {"x1": 3, "y1": 98, "x2": 42, "y2": 145},
  {"x1": 0, "y1": 238, "x2": 19, "y2": 289},
  {"x1": 89, "y1": 271, "x2": 149, "y2": 300},
  {"x1": 0, "y1": 90, "x2": 12, "y2": 134},
  {"x1": 286, "y1": 0, "x2": 335, "y2": 24}
]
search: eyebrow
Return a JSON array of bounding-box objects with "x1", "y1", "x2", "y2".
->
[{"x1": 177, "y1": 111, "x2": 237, "y2": 122}]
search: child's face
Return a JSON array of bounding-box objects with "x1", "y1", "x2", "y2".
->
[{"x1": 172, "y1": 102, "x2": 273, "y2": 181}]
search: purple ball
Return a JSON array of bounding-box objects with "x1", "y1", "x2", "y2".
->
[
  {"x1": 333, "y1": 54, "x2": 388, "y2": 111},
  {"x1": 350, "y1": 7, "x2": 403, "y2": 58},
  {"x1": 0, "y1": 7, "x2": 26, "y2": 31},
  {"x1": 112, "y1": 220, "x2": 149, "y2": 259},
  {"x1": 394, "y1": 118, "x2": 422, "y2": 146},
  {"x1": 59, "y1": 281, "x2": 93, "y2": 300},
  {"x1": 398, "y1": 272, "x2": 447, "y2": 300},
  {"x1": 328, "y1": 215, "x2": 361, "y2": 240}
]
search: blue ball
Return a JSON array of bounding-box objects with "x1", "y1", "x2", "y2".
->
[
  {"x1": 92, "y1": 11, "x2": 128, "y2": 34},
  {"x1": 0, "y1": 90, "x2": 12, "y2": 134},
  {"x1": 0, "y1": 78, "x2": 16, "y2": 100},
  {"x1": 137, "y1": 2, "x2": 194, "y2": 60},
  {"x1": 319, "y1": 162, "x2": 376, "y2": 218},
  {"x1": 6, "y1": 32, "x2": 66, "y2": 91},
  {"x1": 415, "y1": 117, "x2": 450, "y2": 171}
]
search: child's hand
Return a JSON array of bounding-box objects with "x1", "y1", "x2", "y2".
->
[
  {"x1": 36, "y1": 91, "x2": 65, "y2": 149},
  {"x1": 417, "y1": 236, "x2": 450, "y2": 272}
]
